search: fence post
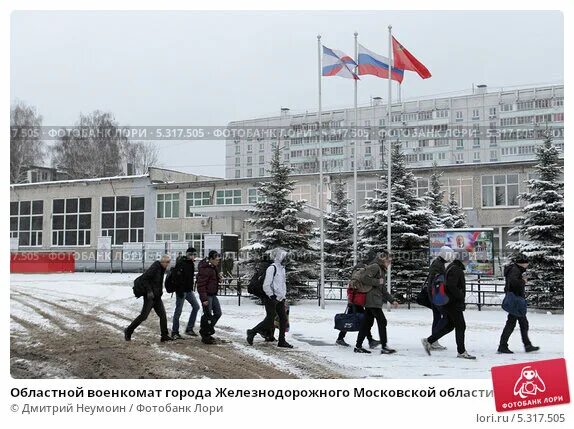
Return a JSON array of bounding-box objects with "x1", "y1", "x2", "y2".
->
[
  {"x1": 142, "y1": 247, "x2": 145, "y2": 273},
  {"x1": 476, "y1": 274, "x2": 482, "y2": 311},
  {"x1": 317, "y1": 282, "x2": 320, "y2": 307},
  {"x1": 407, "y1": 277, "x2": 411, "y2": 310},
  {"x1": 120, "y1": 249, "x2": 124, "y2": 274}
]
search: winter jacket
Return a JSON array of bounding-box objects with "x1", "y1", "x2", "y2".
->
[
  {"x1": 504, "y1": 263, "x2": 526, "y2": 298},
  {"x1": 196, "y1": 259, "x2": 220, "y2": 303},
  {"x1": 263, "y1": 249, "x2": 287, "y2": 301},
  {"x1": 141, "y1": 260, "x2": 166, "y2": 298},
  {"x1": 444, "y1": 259, "x2": 466, "y2": 311},
  {"x1": 174, "y1": 256, "x2": 195, "y2": 293},
  {"x1": 360, "y1": 262, "x2": 395, "y2": 308}
]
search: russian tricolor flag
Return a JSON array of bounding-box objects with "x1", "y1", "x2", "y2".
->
[
  {"x1": 322, "y1": 46, "x2": 359, "y2": 80},
  {"x1": 357, "y1": 44, "x2": 404, "y2": 83}
]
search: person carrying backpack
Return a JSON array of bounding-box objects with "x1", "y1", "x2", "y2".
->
[
  {"x1": 335, "y1": 261, "x2": 380, "y2": 349},
  {"x1": 425, "y1": 246, "x2": 452, "y2": 351},
  {"x1": 497, "y1": 254, "x2": 540, "y2": 354},
  {"x1": 354, "y1": 251, "x2": 399, "y2": 354},
  {"x1": 124, "y1": 254, "x2": 173, "y2": 342},
  {"x1": 170, "y1": 247, "x2": 200, "y2": 340},
  {"x1": 421, "y1": 250, "x2": 476, "y2": 359},
  {"x1": 246, "y1": 248, "x2": 292, "y2": 348}
]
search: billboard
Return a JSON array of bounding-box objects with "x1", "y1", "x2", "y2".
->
[{"x1": 429, "y1": 228, "x2": 495, "y2": 276}]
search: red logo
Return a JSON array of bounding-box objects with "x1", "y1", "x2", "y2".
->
[{"x1": 491, "y1": 358, "x2": 570, "y2": 412}]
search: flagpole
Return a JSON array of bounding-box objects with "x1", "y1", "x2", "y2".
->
[
  {"x1": 353, "y1": 31, "x2": 359, "y2": 267},
  {"x1": 386, "y1": 25, "x2": 393, "y2": 308},
  {"x1": 318, "y1": 34, "x2": 325, "y2": 310}
]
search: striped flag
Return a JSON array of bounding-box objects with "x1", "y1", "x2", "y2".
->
[
  {"x1": 357, "y1": 44, "x2": 404, "y2": 83},
  {"x1": 322, "y1": 46, "x2": 359, "y2": 80}
]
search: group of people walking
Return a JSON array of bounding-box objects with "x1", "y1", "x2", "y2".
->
[
  {"x1": 125, "y1": 248, "x2": 225, "y2": 345},
  {"x1": 124, "y1": 244, "x2": 540, "y2": 360}
]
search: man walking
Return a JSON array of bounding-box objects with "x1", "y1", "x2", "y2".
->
[
  {"x1": 196, "y1": 250, "x2": 223, "y2": 344},
  {"x1": 246, "y1": 248, "x2": 293, "y2": 348},
  {"x1": 497, "y1": 254, "x2": 540, "y2": 354},
  {"x1": 125, "y1": 254, "x2": 173, "y2": 342},
  {"x1": 426, "y1": 246, "x2": 451, "y2": 351},
  {"x1": 354, "y1": 251, "x2": 399, "y2": 355},
  {"x1": 171, "y1": 247, "x2": 200, "y2": 340},
  {"x1": 421, "y1": 250, "x2": 476, "y2": 359}
]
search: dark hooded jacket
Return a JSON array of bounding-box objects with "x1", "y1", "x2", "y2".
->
[
  {"x1": 174, "y1": 256, "x2": 195, "y2": 293},
  {"x1": 141, "y1": 260, "x2": 166, "y2": 297},
  {"x1": 196, "y1": 259, "x2": 220, "y2": 302},
  {"x1": 444, "y1": 259, "x2": 466, "y2": 311},
  {"x1": 504, "y1": 263, "x2": 526, "y2": 298}
]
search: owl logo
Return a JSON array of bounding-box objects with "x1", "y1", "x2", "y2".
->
[{"x1": 513, "y1": 366, "x2": 546, "y2": 399}]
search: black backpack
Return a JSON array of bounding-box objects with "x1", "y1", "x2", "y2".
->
[
  {"x1": 165, "y1": 260, "x2": 186, "y2": 294},
  {"x1": 248, "y1": 262, "x2": 276, "y2": 297},
  {"x1": 133, "y1": 274, "x2": 145, "y2": 298}
]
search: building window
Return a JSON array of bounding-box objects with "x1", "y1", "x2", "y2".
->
[
  {"x1": 365, "y1": 146, "x2": 371, "y2": 155},
  {"x1": 235, "y1": 170, "x2": 240, "y2": 178},
  {"x1": 455, "y1": 153, "x2": 464, "y2": 164},
  {"x1": 235, "y1": 157, "x2": 241, "y2": 167},
  {"x1": 235, "y1": 145, "x2": 240, "y2": 155},
  {"x1": 247, "y1": 168, "x2": 253, "y2": 177},
  {"x1": 455, "y1": 111, "x2": 463, "y2": 122},
  {"x1": 186, "y1": 191, "x2": 210, "y2": 217},
  {"x1": 441, "y1": 178, "x2": 473, "y2": 209},
  {"x1": 216, "y1": 189, "x2": 242, "y2": 205},
  {"x1": 481, "y1": 174, "x2": 519, "y2": 207},
  {"x1": 156, "y1": 193, "x2": 179, "y2": 219},
  {"x1": 490, "y1": 150, "x2": 499, "y2": 162},
  {"x1": 290, "y1": 184, "x2": 313, "y2": 202},
  {"x1": 489, "y1": 107, "x2": 497, "y2": 118},
  {"x1": 489, "y1": 136, "x2": 498, "y2": 147},
  {"x1": 473, "y1": 138, "x2": 480, "y2": 148},
  {"x1": 473, "y1": 152, "x2": 480, "y2": 162},
  {"x1": 472, "y1": 109, "x2": 480, "y2": 120},
  {"x1": 259, "y1": 155, "x2": 265, "y2": 164},
  {"x1": 155, "y1": 233, "x2": 179, "y2": 242},
  {"x1": 247, "y1": 156, "x2": 252, "y2": 166},
  {"x1": 259, "y1": 167, "x2": 265, "y2": 176},
  {"x1": 50, "y1": 198, "x2": 90, "y2": 246},
  {"x1": 101, "y1": 196, "x2": 145, "y2": 245},
  {"x1": 247, "y1": 144, "x2": 252, "y2": 153},
  {"x1": 356, "y1": 181, "x2": 383, "y2": 209},
  {"x1": 415, "y1": 179, "x2": 429, "y2": 197},
  {"x1": 248, "y1": 188, "x2": 265, "y2": 204},
  {"x1": 438, "y1": 152, "x2": 446, "y2": 160},
  {"x1": 456, "y1": 139, "x2": 464, "y2": 150},
  {"x1": 11, "y1": 200, "x2": 43, "y2": 246},
  {"x1": 185, "y1": 233, "x2": 204, "y2": 257},
  {"x1": 500, "y1": 103, "x2": 514, "y2": 112}
]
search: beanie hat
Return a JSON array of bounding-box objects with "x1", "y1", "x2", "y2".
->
[{"x1": 438, "y1": 245, "x2": 455, "y2": 261}]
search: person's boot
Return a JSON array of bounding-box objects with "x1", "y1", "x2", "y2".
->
[
  {"x1": 430, "y1": 341, "x2": 447, "y2": 351},
  {"x1": 246, "y1": 329, "x2": 256, "y2": 346},
  {"x1": 421, "y1": 338, "x2": 432, "y2": 356},
  {"x1": 525, "y1": 344, "x2": 540, "y2": 353},
  {"x1": 381, "y1": 346, "x2": 396, "y2": 354},
  {"x1": 201, "y1": 336, "x2": 216, "y2": 345},
  {"x1": 161, "y1": 335, "x2": 174, "y2": 342},
  {"x1": 368, "y1": 339, "x2": 381, "y2": 349},
  {"x1": 457, "y1": 351, "x2": 477, "y2": 360},
  {"x1": 277, "y1": 339, "x2": 294, "y2": 349},
  {"x1": 497, "y1": 345, "x2": 514, "y2": 354},
  {"x1": 264, "y1": 335, "x2": 277, "y2": 342},
  {"x1": 336, "y1": 339, "x2": 350, "y2": 347},
  {"x1": 185, "y1": 329, "x2": 198, "y2": 337},
  {"x1": 354, "y1": 346, "x2": 371, "y2": 354},
  {"x1": 124, "y1": 327, "x2": 131, "y2": 341}
]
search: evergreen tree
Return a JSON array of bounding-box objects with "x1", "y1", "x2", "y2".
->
[
  {"x1": 426, "y1": 161, "x2": 446, "y2": 228},
  {"x1": 324, "y1": 175, "x2": 354, "y2": 279},
  {"x1": 443, "y1": 191, "x2": 468, "y2": 229},
  {"x1": 359, "y1": 142, "x2": 433, "y2": 295},
  {"x1": 245, "y1": 145, "x2": 318, "y2": 300},
  {"x1": 507, "y1": 132, "x2": 564, "y2": 308}
]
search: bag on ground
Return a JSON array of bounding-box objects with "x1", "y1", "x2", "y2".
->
[
  {"x1": 502, "y1": 292, "x2": 527, "y2": 317},
  {"x1": 132, "y1": 274, "x2": 145, "y2": 298},
  {"x1": 334, "y1": 305, "x2": 365, "y2": 332}
]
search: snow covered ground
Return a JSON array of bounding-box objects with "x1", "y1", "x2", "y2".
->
[{"x1": 10, "y1": 273, "x2": 563, "y2": 379}]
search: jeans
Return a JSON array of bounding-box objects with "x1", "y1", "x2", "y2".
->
[
  {"x1": 356, "y1": 307, "x2": 387, "y2": 348},
  {"x1": 337, "y1": 304, "x2": 374, "y2": 342},
  {"x1": 251, "y1": 297, "x2": 289, "y2": 341},
  {"x1": 428, "y1": 307, "x2": 467, "y2": 354},
  {"x1": 126, "y1": 294, "x2": 169, "y2": 338},
  {"x1": 206, "y1": 295, "x2": 222, "y2": 328},
  {"x1": 431, "y1": 304, "x2": 448, "y2": 336},
  {"x1": 499, "y1": 314, "x2": 531, "y2": 347},
  {"x1": 172, "y1": 291, "x2": 200, "y2": 334}
]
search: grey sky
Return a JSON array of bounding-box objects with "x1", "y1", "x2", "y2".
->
[{"x1": 11, "y1": 10, "x2": 563, "y2": 177}]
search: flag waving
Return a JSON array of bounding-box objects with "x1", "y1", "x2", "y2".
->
[
  {"x1": 357, "y1": 44, "x2": 404, "y2": 83},
  {"x1": 322, "y1": 46, "x2": 359, "y2": 80},
  {"x1": 392, "y1": 36, "x2": 431, "y2": 79}
]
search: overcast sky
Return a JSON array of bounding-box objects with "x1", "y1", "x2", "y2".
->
[{"x1": 11, "y1": 10, "x2": 563, "y2": 177}]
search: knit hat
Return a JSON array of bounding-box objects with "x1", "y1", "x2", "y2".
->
[
  {"x1": 511, "y1": 253, "x2": 528, "y2": 264},
  {"x1": 438, "y1": 245, "x2": 455, "y2": 261},
  {"x1": 186, "y1": 247, "x2": 197, "y2": 254}
]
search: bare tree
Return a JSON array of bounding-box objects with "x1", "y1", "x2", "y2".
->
[
  {"x1": 122, "y1": 141, "x2": 160, "y2": 174},
  {"x1": 10, "y1": 101, "x2": 45, "y2": 183},
  {"x1": 52, "y1": 111, "x2": 126, "y2": 179}
]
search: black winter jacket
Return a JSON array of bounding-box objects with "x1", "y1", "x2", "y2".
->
[
  {"x1": 504, "y1": 263, "x2": 526, "y2": 298},
  {"x1": 142, "y1": 260, "x2": 166, "y2": 298},
  {"x1": 174, "y1": 256, "x2": 195, "y2": 293},
  {"x1": 444, "y1": 259, "x2": 466, "y2": 311}
]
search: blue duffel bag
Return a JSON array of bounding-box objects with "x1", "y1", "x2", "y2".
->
[
  {"x1": 334, "y1": 305, "x2": 365, "y2": 331},
  {"x1": 502, "y1": 292, "x2": 527, "y2": 317}
]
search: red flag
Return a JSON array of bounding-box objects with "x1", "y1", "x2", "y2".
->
[{"x1": 392, "y1": 36, "x2": 431, "y2": 79}]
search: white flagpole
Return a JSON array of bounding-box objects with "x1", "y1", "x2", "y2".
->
[
  {"x1": 318, "y1": 35, "x2": 325, "y2": 310},
  {"x1": 353, "y1": 31, "x2": 359, "y2": 267},
  {"x1": 386, "y1": 25, "x2": 393, "y2": 307}
]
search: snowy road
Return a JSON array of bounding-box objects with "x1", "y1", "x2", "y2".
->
[{"x1": 10, "y1": 273, "x2": 563, "y2": 379}]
